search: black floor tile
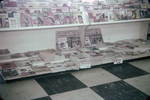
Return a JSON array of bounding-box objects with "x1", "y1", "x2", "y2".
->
[
  {"x1": 101, "y1": 63, "x2": 149, "y2": 79},
  {"x1": 90, "y1": 80, "x2": 148, "y2": 100},
  {"x1": 35, "y1": 73, "x2": 87, "y2": 95},
  {"x1": 31, "y1": 96, "x2": 52, "y2": 100}
]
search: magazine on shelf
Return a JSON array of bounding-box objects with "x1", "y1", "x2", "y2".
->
[
  {"x1": 39, "y1": 51, "x2": 55, "y2": 62},
  {"x1": 16, "y1": 66, "x2": 35, "y2": 76},
  {"x1": 11, "y1": 53, "x2": 26, "y2": 59},
  {"x1": 0, "y1": 49, "x2": 11, "y2": 60},
  {"x1": 88, "y1": 11, "x2": 96, "y2": 23},
  {"x1": 54, "y1": 13, "x2": 64, "y2": 25},
  {"x1": 14, "y1": 60, "x2": 32, "y2": 67},
  {"x1": 30, "y1": 8, "x2": 43, "y2": 26},
  {"x1": 127, "y1": 9, "x2": 136, "y2": 20},
  {"x1": 8, "y1": 18, "x2": 18, "y2": 28},
  {"x1": 64, "y1": 12, "x2": 74, "y2": 24},
  {"x1": 135, "y1": 9, "x2": 140, "y2": 19},
  {"x1": 17, "y1": 2, "x2": 29, "y2": 8},
  {"x1": 19, "y1": 8, "x2": 33, "y2": 27},
  {"x1": 73, "y1": 12, "x2": 83, "y2": 24},
  {"x1": 1, "y1": 18, "x2": 9, "y2": 28},
  {"x1": 2, "y1": 1, "x2": 17, "y2": 7},
  {"x1": 119, "y1": 9, "x2": 128, "y2": 20},
  {"x1": 28, "y1": 2, "x2": 39, "y2": 8},
  {"x1": 0, "y1": 62, "x2": 17, "y2": 69},
  {"x1": 95, "y1": 10, "x2": 105, "y2": 22},
  {"x1": 1, "y1": 68, "x2": 19, "y2": 79},
  {"x1": 28, "y1": 56, "x2": 44, "y2": 66},
  {"x1": 43, "y1": 12, "x2": 55, "y2": 26},
  {"x1": 31, "y1": 64, "x2": 51, "y2": 74},
  {"x1": 56, "y1": 30, "x2": 81, "y2": 50}
]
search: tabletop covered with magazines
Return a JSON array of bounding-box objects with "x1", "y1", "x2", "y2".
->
[
  {"x1": 0, "y1": 0, "x2": 150, "y2": 28},
  {"x1": 0, "y1": 28, "x2": 150, "y2": 80}
]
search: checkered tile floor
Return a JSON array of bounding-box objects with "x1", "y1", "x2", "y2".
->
[{"x1": 0, "y1": 58, "x2": 150, "y2": 100}]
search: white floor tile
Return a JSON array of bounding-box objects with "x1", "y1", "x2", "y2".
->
[
  {"x1": 71, "y1": 67, "x2": 121, "y2": 87},
  {"x1": 129, "y1": 58, "x2": 150, "y2": 73},
  {"x1": 50, "y1": 88, "x2": 104, "y2": 100},
  {"x1": 124, "y1": 74, "x2": 150, "y2": 95},
  {"x1": 0, "y1": 79, "x2": 48, "y2": 100}
]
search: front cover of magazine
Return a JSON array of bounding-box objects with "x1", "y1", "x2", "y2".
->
[
  {"x1": 95, "y1": 10, "x2": 105, "y2": 22},
  {"x1": 19, "y1": 8, "x2": 33, "y2": 27},
  {"x1": 43, "y1": 11, "x2": 55, "y2": 26},
  {"x1": 30, "y1": 8, "x2": 43, "y2": 26},
  {"x1": 54, "y1": 13, "x2": 64, "y2": 25},
  {"x1": 127, "y1": 9, "x2": 136, "y2": 19},
  {"x1": 73, "y1": 12, "x2": 83, "y2": 24},
  {"x1": 16, "y1": 66, "x2": 35, "y2": 76},
  {"x1": 58, "y1": 37, "x2": 69, "y2": 49},
  {"x1": 64, "y1": 12, "x2": 74, "y2": 24}
]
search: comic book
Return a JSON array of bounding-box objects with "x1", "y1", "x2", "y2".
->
[
  {"x1": 16, "y1": 66, "x2": 35, "y2": 76},
  {"x1": 1, "y1": 68, "x2": 19, "y2": 79},
  {"x1": 30, "y1": 8, "x2": 43, "y2": 26},
  {"x1": 19, "y1": 8, "x2": 33, "y2": 27},
  {"x1": 64, "y1": 12, "x2": 74, "y2": 24},
  {"x1": 73, "y1": 12, "x2": 83, "y2": 24},
  {"x1": 0, "y1": 62, "x2": 17, "y2": 69}
]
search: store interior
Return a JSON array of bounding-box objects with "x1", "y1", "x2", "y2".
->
[{"x1": 0, "y1": 0, "x2": 150, "y2": 100}]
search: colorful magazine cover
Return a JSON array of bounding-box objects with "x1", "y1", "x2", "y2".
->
[
  {"x1": 19, "y1": 8, "x2": 33, "y2": 27},
  {"x1": 16, "y1": 66, "x2": 35, "y2": 76},
  {"x1": 64, "y1": 12, "x2": 74, "y2": 24},
  {"x1": 30, "y1": 8, "x2": 43, "y2": 26},
  {"x1": 127, "y1": 9, "x2": 136, "y2": 19},
  {"x1": 95, "y1": 10, "x2": 105, "y2": 22},
  {"x1": 119, "y1": 9, "x2": 128, "y2": 20},
  {"x1": 88, "y1": 11, "x2": 96, "y2": 23},
  {"x1": 2, "y1": 1, "x2": 17, "y2": 7},
  {"x1": 0, "y1": 62, "x2": 17, "y2": 69},
  {"x1": 43, "y1": 12, "x2": 55, "y2": 26},
  {"x1": 1, "y1": 68, "x2": 19, "y2": 79},
  {"x1": 73, "y1": 12, "x2": 83, "y2": 24},
  {"x1": 71, "y1": 37, "x2": 81, "y2": 48},
  {"x1": 54, "y1": 13, "x2": 64, "y2": 25},
  {"x1": 58, "y1": 37, "x2": 69, "y2": 49}
]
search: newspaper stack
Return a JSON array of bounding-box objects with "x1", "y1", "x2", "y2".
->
[{"x1": 0, "y1": 49, "x2": 11, "y2": 60}]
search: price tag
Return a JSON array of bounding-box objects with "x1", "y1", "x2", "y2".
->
[
  {"x1": 114, "y1": 58, "x2": 123, "y2": 64},
  {"x1": 80, "y1": 62, "x2": 91, "y2": 69}
]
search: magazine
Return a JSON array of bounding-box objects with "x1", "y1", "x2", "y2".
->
[
  {"x1": 16, "y1": 66, "x2": 35, "y2": 76},
  {"x1": 1, "y1": 18, "x2": 9, "y2": 28},
  {"x1": 43, "y1": 12, "x2": 55, "y2": 26},
  {"x1": 1, "y1": 68, "x2": 19, "y2": 79},
  {"x1": 73, "y1": 12, "x2": 83, "y2": 24},
  {"x1": 135, "y1": 9, "x2": 140, "y2": 19},
  {"x1": 54, "y1": 13, "x2": 64, "y2": 25},
  {"x1": 0, "y1": 62, "x2": 17, "y2": 69},
  {"x1": 127, "y1": 9, "x2": 136, "y2": 20},
  {"x1": 14, "y1": 60, "x2": 32, "y2": 67},
  {"x1": 95, "y1": 10, "x2": 105, "y2": 22},
  {"x1": 140, "y1": 9, "x2": 145, "y2": 18},
  {"x1": 30, "y1": 8, "x2": 43, "y2": 26},
  {"x1": 2, "y1": 1, "x2": 17, "y2": 7},
  {"x1": 88, "y1": 11, "x2": 96, "y2": 23},
  {"x1": 58, "y1": 37, "x2": 69, "y2": 49},
  {"x1": 19, "y1": 8, "x2": 33, "y2": 27},
  {"x1": 71, "y1": 37, "x2": 81, "y2": 48},
  {"x1": 28, "y1": 56, "x2": 44, "y2": 66},
  {"x1": 64, "y1": 12, "x2": 74, "y2": 24},
  {"x1": 119, "y1": 9, "x2": 128, "y2": 20}
]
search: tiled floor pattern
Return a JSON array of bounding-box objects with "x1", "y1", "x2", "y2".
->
[{"x1": 0, "y1": 58, "x2": 150, "y2": 100}]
